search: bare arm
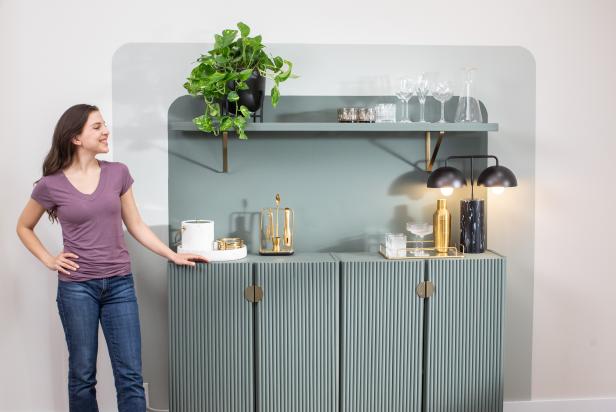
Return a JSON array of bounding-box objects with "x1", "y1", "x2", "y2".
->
[
  {"x1": 16, "y1": 198, "x2": 79, "y2": 275},
  {"x1": 120, "y1": 187, "x2": 208, "y2": 266}
]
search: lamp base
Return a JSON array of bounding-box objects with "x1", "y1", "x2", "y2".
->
[{"x1": 460, "y1": 199, "x2": 486, "y2": 253}]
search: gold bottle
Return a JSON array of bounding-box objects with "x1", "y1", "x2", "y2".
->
[{"x1": 433, "y1": 199, "x2": 451, "y2": 253}]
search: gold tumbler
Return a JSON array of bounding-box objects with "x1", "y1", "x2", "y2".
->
[{"x1": 433, "y1": 199, "x2": 451, "y2": 253}]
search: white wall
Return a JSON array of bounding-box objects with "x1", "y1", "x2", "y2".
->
[{"x1": 2, "y1": 0, "x2": 615, "y2": 410}]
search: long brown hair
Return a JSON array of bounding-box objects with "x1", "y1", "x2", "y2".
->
[{"x1": 36, "y1": 104, "x2": 99, "y2": 222}]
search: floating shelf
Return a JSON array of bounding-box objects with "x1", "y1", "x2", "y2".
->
[
  {"x1": 170, "y1": 121, "x2": 499, "y2": 133},
  {"x1": 169, "y1": 95, "x2": 498, "y2": 173},
  {"x1": 170, "y1": 121, "x2": 499, "y2": 173}
]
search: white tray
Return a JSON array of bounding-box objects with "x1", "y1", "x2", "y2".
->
[{"x1": 177, "y1": 245, "x2": 247, "y2": 262}]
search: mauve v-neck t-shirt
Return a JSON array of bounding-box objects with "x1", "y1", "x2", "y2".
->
[{"x1": 31, "y1": 160, "x2": 134, "y2": 282}]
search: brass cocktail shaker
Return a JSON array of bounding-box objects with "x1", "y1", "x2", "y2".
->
[{"x1": 433, "y1": 199, "x2": 451, "y2": 253}]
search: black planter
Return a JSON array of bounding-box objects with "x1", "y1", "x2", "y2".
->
[
  {"x1": 226, "y1": 70, "x2": 266, "y2": 114},
  {"x1": 460, "y1": 199, "x2": 486, "y2": 253}
]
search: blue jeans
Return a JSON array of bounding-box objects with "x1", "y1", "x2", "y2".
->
[{"x1": 56, "y1": 274, "x2": 146, "y2": 412}]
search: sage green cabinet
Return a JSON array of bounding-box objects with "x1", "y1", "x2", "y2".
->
[
  {"x1": 336, "y1": 252, "x2": 506, "y2": 412},
  {"x1": 168, "y1": 261, "x2": 254, "y2": 412},
  {"x1": 168, "y1": 255, "x2": 339, "y2": 412},
  {"x1": 424, "y1": 256, "x2": 506, "y2": 412},
  {"x1": 255, "y1": 255, "x2": 339, "y2": 412},
  {"x1": 338, "y1": 255, "x2": 424, "y2": 412},
  {"x1": 168, "y1": 253, "x2": 505, "y2": 412}
]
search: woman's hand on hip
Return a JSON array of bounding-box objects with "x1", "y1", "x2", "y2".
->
[
  {"x1": 44, "y1": 252, "x2": 79, "y2": 275},
  {"x1": 171, "y1": 252, "x2": 209, "y2": 266}
]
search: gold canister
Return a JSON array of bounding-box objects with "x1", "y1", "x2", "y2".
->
[
  {"x1": 215, "y1": 237, "x2": 244, "y2": 250},
  {"x1": 433, "y1": 199, "x2": 451, "y2": 253}
]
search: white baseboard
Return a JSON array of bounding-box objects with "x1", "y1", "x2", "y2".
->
[{"x1": 504, "y1": 398, "x2": 616, "y2": 412}]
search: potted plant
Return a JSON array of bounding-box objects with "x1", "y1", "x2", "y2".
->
[{"x1": 183, "y1": 22, "x2": 294, "y2": 139}]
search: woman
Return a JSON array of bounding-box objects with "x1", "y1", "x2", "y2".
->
[{"x1": 16, "y1": 104, "x2": 207, "y2": 411}]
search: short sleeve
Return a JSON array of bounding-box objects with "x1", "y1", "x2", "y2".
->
[
  {"x1": 31, "y1": 178, "x2": 56, "y2": 209},
  {"x1": 119, "y1": 163, "x2": 134, "y2": 196}
]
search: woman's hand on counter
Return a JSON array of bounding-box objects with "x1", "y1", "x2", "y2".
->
[{"x1": 170, "y1": 252, "x2": 209, "y2": 266}]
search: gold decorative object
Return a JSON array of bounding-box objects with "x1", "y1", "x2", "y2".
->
[
  {"x1": 416, "y1": 281, "x2": 435, "y2": 299},
  {"x1": 260, "y1": 193, "x2": 294, "y2": 255},
  {"x1": 244, "y1": 285, "x2": 263, "y2": 303},
  {"x1": 433, "y1": 199, "x2": 451, "y2": 253},
  {"x1": 215, "y1": 237, "x2": 244, "y2": 250},
  {"x1": 272, "y1": 237, "x2": 281, "y2": 252},
  {"x1": 284, "y1": 208, "x2": 292, "y2": 247}
]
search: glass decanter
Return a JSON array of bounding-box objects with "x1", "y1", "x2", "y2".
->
[{"x1": 454, "y1": 68, "x2": 483, "y2": 123}]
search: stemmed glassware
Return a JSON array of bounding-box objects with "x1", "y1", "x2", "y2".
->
[
  {"x1": 415, "y1": 75, "x2": 431, "y2": 123},
  {"x1": 394, "y1": 78, "x2": 415, "y2": 123},
  {"x1": 407, "y1": 222, "x2": 433, "y2": 257},
  {"x1": 432, "y1": 81, "x2": 454, "y2": 123}
]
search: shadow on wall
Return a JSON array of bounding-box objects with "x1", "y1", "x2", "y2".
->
[{"x1": 124, "y1": 225, "x2": 170, "y2": 409}]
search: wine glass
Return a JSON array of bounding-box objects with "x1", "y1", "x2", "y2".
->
[
  {"x1": 415, "y1": 75, "x2": 431, "y2": 123},
  {"x1": 394, "y1": 78, "x2": 415, "y2": 123},
  {"x1": 432, "y1": 81, "x2": 454, "y2": 123},
  {"x1": 406, "y1": 222, "x2": 433, "y2": 256}
]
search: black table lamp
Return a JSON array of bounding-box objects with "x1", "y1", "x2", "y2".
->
[{"x1": 427, "y1": 155, "x2": 517, "y2": 253}]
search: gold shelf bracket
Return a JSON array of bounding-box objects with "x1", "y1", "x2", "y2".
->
[
  {"x1": 425, "y1": 131, "x2": 445, "y2": 172},
  {"x1": 222, "y1": 131, "x2": 229, "y2": 173}
]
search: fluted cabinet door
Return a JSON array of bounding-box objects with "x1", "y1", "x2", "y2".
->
[
  {"x1": 425, "y1": 255, "x2": 506, "y2": 412},
  {"x1": 340, "y1": 256, "x2": 425, "y2": 412},
  {"x1": 169, "y1": 262, "x2": 254, "y2": 412},
  {"x1": 255, "y1": 256, "x2": 339, "y2": 412}
]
